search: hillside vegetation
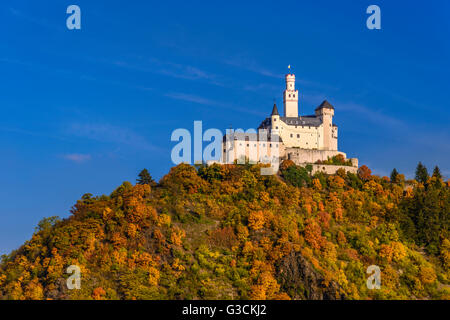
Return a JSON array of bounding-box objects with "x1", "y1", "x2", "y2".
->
[{"x1": 0, "y1": 161, "x2": 449, "y2": 300}]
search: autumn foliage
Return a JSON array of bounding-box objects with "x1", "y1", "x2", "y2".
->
[{"x1": 0, "y1": 162, "x2": 449, "y2": 300}]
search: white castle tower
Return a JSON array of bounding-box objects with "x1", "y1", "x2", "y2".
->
[{"x1": 283, "y1": 73, "x2": 299, "y2": 117}]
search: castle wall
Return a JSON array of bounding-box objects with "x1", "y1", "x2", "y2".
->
[
  {"x1": 222, "y1": 137, "x2": 284, "y2": 164},
  {"x1": 275, "y1": 120, "x2": 322, "y2": 149},
  {"x1": 316, "y1": 108, "x2": 335, "y2": 150},
  {"x1": 285, "y1": 148, "x2": 346, "y2": 164},
  {"x1": 308, "y1": 164, "x2": 358, "y2": 175},
  {"x1": 331, "y1": 126, "x2": 338, "y2": 150}
]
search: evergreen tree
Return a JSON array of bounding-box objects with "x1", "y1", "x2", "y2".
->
[
  {"x1": 390, "y1": 168, "x2": 399, "y2": 184},
  {"x1": 432, "y1": 166, "x2": 442, "y2": 180},
  {"x1": 137, "y1": 168, "x2": 156, "y2": 186},
  {"x1": 415, "y1": 162, "x2": 429, "y2": 184}
]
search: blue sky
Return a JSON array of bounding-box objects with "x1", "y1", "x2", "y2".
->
[{"x1": 1, "y1": 0, "x2": 449, "y2": 255}]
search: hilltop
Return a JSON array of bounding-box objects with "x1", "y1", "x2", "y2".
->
[{"x1": 0, "y1": 162, "x2": 449, "y2": 300}]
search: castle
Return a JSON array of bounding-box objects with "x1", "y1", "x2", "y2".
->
[{"x1": 220, "y1": 71, "x2": 358, "y2": 174}]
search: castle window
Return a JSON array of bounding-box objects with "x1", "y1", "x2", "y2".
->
[
  {"x1": 297, "y1": 134, "x2": 300, "y2": 138},
  {"x1": 276, "y1": 144, "x2": 278, "y2": 147},
  {"x1": 247, "y1": 144, "x2": 249, "y2": 147},
  {"x1": 270, "y1": 144, "x2": 272, "y2": 147},
  {"x1": 276, "y1": 126, "x2": 278, "y2": 129},
  {"x1": 290, "y1": 134, "x2": 293, "y2": 138}
]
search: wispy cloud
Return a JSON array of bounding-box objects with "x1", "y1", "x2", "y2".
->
[
  {"x1": 66, "y1": 123, "x2": 162, "y2": 151},
  {"x1": 223, "y1": 56, "x2": 282, "y2": 79},
  {"x1": 301, "y1": 92, "x2": 405, "y2": 128},
  {"x1": 336, "y1": 101, "x2": 405, "y2": 128},
  {"x1": 61, "y1": 153, "x2": 91, "y2": 163},
  {"x1": 165, "y1": 92, "x2": 266, "y2": 117},
  {"x1": 110, "y1": 57, "x2": 225, "y2": 86},
  {"x1": 243, "y1": 83, "x2": 279, "y2": 94}
]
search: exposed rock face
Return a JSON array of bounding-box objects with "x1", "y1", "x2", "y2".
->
[{"x1": 276, "y1": 251, "x2": 345, "y2": 300}]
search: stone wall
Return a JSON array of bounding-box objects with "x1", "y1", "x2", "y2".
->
[
  {"x1": 284, "y1": 148, "x2": 347, "y2": 164},
  {"x1": 307, "y1": 163, "x2": 358, "y2": 175}
]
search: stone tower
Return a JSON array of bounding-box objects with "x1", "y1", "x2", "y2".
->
[
  {"x1": 283, "y1": 73, "x2": 299, "y2": 117},
  {"x1": 315, "y1": 100, "x2": 335, "y2": 150}
]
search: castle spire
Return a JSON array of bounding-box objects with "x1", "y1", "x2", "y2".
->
[{"x1": 271, "y1": 102, "x2": 279, "y2": 116}]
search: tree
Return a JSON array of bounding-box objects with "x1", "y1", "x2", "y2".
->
[
  {"x1": 415, "y1": 162, "x2": 429, "y2": 184},
  {"x1": 35, "y1": 216, "x2": 61, "y2": 233},
  {"x1": 280, "y1": 159, "x2": 295, "y2": 171},
  {"x1": 357, "y1": 165, "x2": 371, "y2": 181},
  {"x1": 390, "y1": 168, "x2": 399, "y2": 184},
  {"x1": 282, "y1": 165, "x2": 311, "y2": 187},
  {"x1": 432, "y1": 166, "x2": 442, "y2": 180},
  {"x1": 137, "y1": 169, "x2": 156, "y2": 186},
  {"x1": 198, "y1": 163, "x2": 224, "y2": 182}
]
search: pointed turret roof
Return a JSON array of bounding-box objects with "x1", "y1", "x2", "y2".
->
[
  {"x1": 271, "y1": 103, "x2": 280, "y2": 116},
  {"x1": 315, "y1": 100, "x2": 334, "y2": 111}
]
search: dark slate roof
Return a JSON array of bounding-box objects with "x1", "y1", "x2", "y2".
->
[
  {"x1": 315, "y1": 100, "x2": 334, "y2": 111},
  {"x1": 258, "y1": 117, "x2": 271, "y2": 129},
  {"x1": 258, "y1": 115, "x2": 323, "y2": 128},
  {"x1": 280, "y1": 116, "x2": 322, "y2": 127},
  {"x1": 222, "y1": 131, "x2": 283, "y2": 143},
  {"x1": 271, "y1": 103, "x2": 279, "y2": 116}
]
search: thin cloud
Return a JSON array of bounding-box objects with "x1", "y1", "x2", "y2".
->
[
  {"x1": 165, "y1": 92, "x2": 266, "y2": 117},
  {"x1": 223, "y1": 57, "x2": 282, "y2": 79},
  {"x1": 243, "y1": 83, "x2": 279, "y2": 93},
  {"x1": 66, "y1": 123, "x2": 162, "y2": 151},
  {"x1": 110, "y1": 57, "x2": 225, "y2": 86},
  {"x1": 62, "y1": 153, "x2": 91, "y2": 163},
  {"x1": 336, "y1": 101, "x2": 405, "y2": 128}
]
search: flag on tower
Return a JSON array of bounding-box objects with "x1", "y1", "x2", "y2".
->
[{"x1": 288, "y1": 65, "x2": 291, "y2": 74}]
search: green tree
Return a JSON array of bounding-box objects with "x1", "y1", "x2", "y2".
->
[
  {"x1": 35, "y1": 216, "x2": 61, "y2": 233},
  {"x1": 282, "y1": 165, "x2": 311, "y2": 187},
  {"x1": 137, "y1": 169, "x2": 156, "y2": 186},
  {"x1": 415, "y1": 162, "x2": 429, "y2": 184},
  {"x1": 432, "y1": 166, "x2": 442, "y2": 180},
  {"x1": 390, "y1": 168, "x2": 399, "y2": 184}
]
